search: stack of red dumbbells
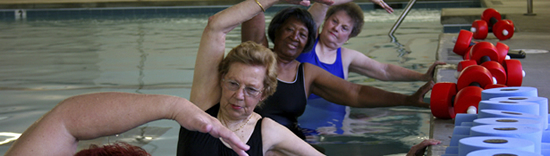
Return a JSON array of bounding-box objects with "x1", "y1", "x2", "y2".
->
[
  {"x1": 471, "y1": 8, "x2": 515, "y2": 41},
  {"x1": 429, "y1": 29, "x2": 525, "y2": 119}
]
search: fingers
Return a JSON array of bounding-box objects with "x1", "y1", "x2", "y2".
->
[
  {"x1": 314, "y1": 0, "x2": 335, "y2": 5},
  {"x1": 380, "y1": 2, "x2": 394, "y2": 14},
  {"x1": 411, "y1": 81, "x2": 434, "y2": 108},
  {"x1": 418, "y1": 81, "x2": 435, "y2": 94},
  {"x1": 407, "y1": 139, "x2": 441, "y2": 156},
  {"x1": 434, "y1": 61, "x2": 447, "y2": 65},
  {"x1": 299, "y1": 1, "x2": 311, "y2": 6},
  {"x1": 371, "y1": 0, "x2": 393, "y2": 14},
  {"x1": 208, "y1": 119, "x2": 251, "y2": 155},
  {"x1": 425, "y1": 61, "x2": 447, "y2": 81},
  {"x1": 284, "y1": 0, "x2": 333, "y2": 6},
  {"x1": 420, "y1": 139, "x2": 442, "y2": 146},
  {"x1": 178, "y1": 114, "x2": 250, "y2": 155}
]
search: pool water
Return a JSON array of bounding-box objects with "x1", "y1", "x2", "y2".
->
[{"x1": 0, "y1": 7, "x2": 441, "y2": 155}]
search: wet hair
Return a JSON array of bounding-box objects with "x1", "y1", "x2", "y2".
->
[
  {"x1": 74, "y1": 142, "x2": 150, "y2": 156},
  {"x1": 326, "y1": 2, "x2": 364, "y2": 38},
  {"x1": 218, "y1": 41, "x2": 278, "y2": 102},
  {"x1": 268, "y1": 7, "x2": 317, "y2": 53}
]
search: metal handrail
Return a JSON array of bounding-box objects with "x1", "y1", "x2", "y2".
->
[
  {"x1": 388, "y1": 0, "x2": 417, "y2": 42},
  {"x1": 525, "y1": 0, "x2": 536, "y2": 16}
]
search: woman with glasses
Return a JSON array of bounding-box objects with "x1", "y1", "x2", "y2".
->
[{"x1": 177, "y1": 0, "x2": 335, "y2": 155}]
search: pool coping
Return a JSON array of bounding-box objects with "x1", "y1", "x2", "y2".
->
[{"x1": 0, "y1": 1, "x2": 481, "y2": 21}]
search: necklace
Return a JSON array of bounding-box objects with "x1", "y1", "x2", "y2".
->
[{"x1": 220, "y1": 114, "x2": 253, "y2": 132}]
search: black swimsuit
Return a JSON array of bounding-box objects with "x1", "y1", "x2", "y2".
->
[
  {"x1": 255, "y1": 63, "x2": 308, "y2": 139},
  {"x1": 177, "y1": 104, "x2": 264, "y2": 156}
]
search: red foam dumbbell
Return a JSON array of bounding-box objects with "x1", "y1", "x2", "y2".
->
[
  {"x1": 470, "y1": 8, "x2": 515, "y2": 40},
  {"x1": 503, "y1": 59, "x2": 524, "y2": 86},
  {"x1": 430, "y1": 65, "x2": 498, "y2": 119},
  {"x1": 457, "y1": 41, "x2": 524, "y2": 86},
  {"x1": 456, "y1": 41, "x2": 501, "y2": 74},
  {"x1": 453, "y1": 30, "x2": 477, "y2": 57},
  {"x1": 480, "y1": 61, "x2": 507, "y2": 85},
  {"x1": 493, "y1": 19, "x2": 515, "y2": 41},
  {"x1": 481, "y1": 8, "x2": 501, "y2": 29}
]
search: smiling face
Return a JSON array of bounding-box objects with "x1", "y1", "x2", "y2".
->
[
  {"x1": 220, "y1": 62, "x2": 266, "y2": 119},
  {"x1": 272, "y1": 17, "x2": 309, "y2": 61},
  {"x1": 320, "y1": 10, "x2": 354, "y2": 47}
]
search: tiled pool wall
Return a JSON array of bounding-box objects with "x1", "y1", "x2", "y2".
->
[{"x1": 0, "y1": 0, "x2": 480, "y2": 22}]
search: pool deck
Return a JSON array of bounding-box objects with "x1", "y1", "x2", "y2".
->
[
  {"x1": 0, "y1": 0, "x2": 435, "y2": 9},
  {"x1": 430, "y1": 0, "x2": 550, "y2": 155}
]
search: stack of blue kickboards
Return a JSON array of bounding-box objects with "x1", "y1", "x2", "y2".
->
[{"x1": 442, "y1": 86, "x2": 550, "y2": 156}]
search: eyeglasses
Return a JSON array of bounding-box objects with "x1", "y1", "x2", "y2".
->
[{"x1": 222, "y1": 79, "x2": 263, "y2": 98}]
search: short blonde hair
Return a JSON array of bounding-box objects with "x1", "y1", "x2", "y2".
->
[{"x1": 218, "y1": 41, "x2": 278, "y2": 101}]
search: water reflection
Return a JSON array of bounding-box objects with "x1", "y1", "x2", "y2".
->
[{"x1": 0, "y1": 132, "x2": 21, "y2": 145}]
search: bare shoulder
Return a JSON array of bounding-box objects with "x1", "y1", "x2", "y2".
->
[
  {"x1": 261, "y1": 117, "x2": 295, "y2": 141},
  {"x1": 341, "y1": 47, "x2": 367, "y2": 59},
  {"x1": 302, "y1": 62, "x2": 326, "y2": 75},
  {"x1": 302, "y1": 62, "x2": 329, "y2": 84},
  {"x1": 260, "y1": 118, "x2": 287, "y2": 151},
  {"x1": 261, "y1": 117, "x2": 285, "y2": 131}
]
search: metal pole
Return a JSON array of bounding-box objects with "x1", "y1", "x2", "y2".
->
[
  {"x1": 388, "y1": 0, "x2": 417, "y2": 42},
  {"x1": 525, "y1": 0, "x2": 536, "y2": 16}
]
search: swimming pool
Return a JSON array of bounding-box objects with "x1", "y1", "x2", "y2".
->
[{"x1": 0, "y1": 2, "x2": 467, "y2": 155}]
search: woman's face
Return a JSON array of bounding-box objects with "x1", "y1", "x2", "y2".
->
[
  {"x1": 272, "y1": 17, "x2": 309, "y2": 61},
  {"x1": 220, "y1": 62, "x2": 266, "y2": 119},
  {"x1": 320, "y1": 10, "x2": 354, "y2": 47}
]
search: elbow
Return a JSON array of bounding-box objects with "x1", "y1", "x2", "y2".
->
[{"x1": 205, "y1": 14, "x2": 222, "y2": 33}]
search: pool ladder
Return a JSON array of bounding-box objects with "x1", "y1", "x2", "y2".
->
[
  {"x1": 387, "y1": 0, "x2": 416, "y2": 43},
  {"x1": 388, "y1": 0, "x2": 537, "y2": 40}
]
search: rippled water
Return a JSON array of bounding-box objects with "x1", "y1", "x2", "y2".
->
[{"x1": 0, "y1": 8, "x2": 441, "y2": 155}]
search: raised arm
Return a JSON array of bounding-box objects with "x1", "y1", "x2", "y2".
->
[
  {"x1": 5, "y1": 92, "x2": 250, "y2": 156},
  {"x1": 242, "y1": 0, "x2": 336, "y2": 47},
  {"x1": 308, "y1": 0, "x2": 353, "y2": 32},
  {"x1": 305, "y1": 63, "x2": 431, "y2": 108},
  {"x1": 191, "y1": 0, "x2": 280, "y2": 110},
  {"x1": 345, "y1": 48, "x2": 445, "y2": 81},
  {"x1": 242, "y1": 12, "x2": 269, "y2": 47}
]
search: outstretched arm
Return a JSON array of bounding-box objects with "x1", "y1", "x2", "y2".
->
[
  {"x1": 306, "y1": 63, "x2": 432, "y2": 108},
  {"x1": 346, "y1": 48, "x2": 446, "y2": 81},
  {"x1": 407, "y1": 139, "x2": 441, "y2": 156},
  {"x1": 5, "y1": 92, "x2": 250, "y2": 156}
]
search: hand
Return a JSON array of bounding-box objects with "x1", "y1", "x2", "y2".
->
[
  {"x1": 370, "y1": 0, "x2": 394, "y2": 13},
  {"x1": 422, "y1": 61, "x2": 447, "y2": 81},
  {"x1": 204, "y1": 118, "x2": 251, "y2": 156},
  {"x1": 407, "y1": 80, "x2": 434, "y2": 108},
  {"x1": 330, "y1": 0, "x2": 354, "y2": 5},
  {"x1": 283, "y1": 0, "x2": 334, "y2": 6},
  {"x1": 406, "y1": 139, "x2": 441, "y2": 156},
  {"x1": 173, "y1": 102, "x2": 250, "y2": 156}
]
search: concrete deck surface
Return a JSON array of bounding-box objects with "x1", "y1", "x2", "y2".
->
[{"x1": 430, "y1": 0, "x2": 550, "y2": 155}]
